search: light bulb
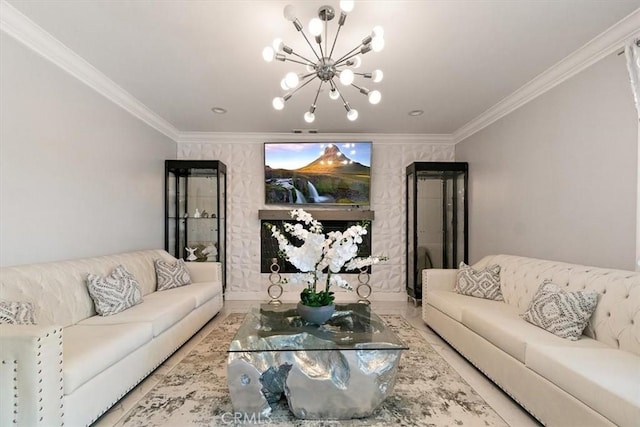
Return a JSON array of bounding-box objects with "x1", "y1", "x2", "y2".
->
[
  {"x1": 280, "y1": 78, "x2": 289, "y2": 90},
  {"x1": 309, "y1": 18, "x2": 323, "y2": 36},
  {"x1": 329, "y1": 88, "x2": 340, "y2": 100},
  {"x1": 368, "y1": 90, "x2": 381, "y2": 105},
  {"x1": 340, "y1": 69, "x2": 354, "y2": 86},
  {"x1": 272, "y1": 97, "x2": 285, "y2": 110},
  {"x1": 306, "y1": 64, "x2": 315, "y2": 73},
  {"x1": 283, "y1": 4, "x2": 296, "y2": 21},
  {"x1": 351, "y1": 56, "x2": 362, "y2": 68},
  {"x1": 372, "y1": 36, "x2": 385, "y2": 52},
  {"x1": 372, "y1": 26, "x2": 384, "y2": 38},
  {"x1": 347, "y1": 109, "x2": 358, "y2": 121},
  {"x1": 285, "y1": 72, "x2": 299, "y2": 89},
  {"x1": 340, "y1": 0, "x2": 354, "y2": 13},
  {"x1": 304, "y1": 111, "x2": 315, "y2": 123},
  {"x1": 262, "y1": 46, "x2": 274, "y2": 62},
  {"x1": 272, "y1": 38, "x2": 284, "y2": 52},
  {"x1": 372, "y1": 69, "x2": 384, "y2": 83}
]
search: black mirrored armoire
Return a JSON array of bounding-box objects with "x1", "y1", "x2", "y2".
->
[
  {"x1": 165, "y1": 160, "x2": 227, "y2": 291},
  {"x1": 406, "y1": 162, "x2": 468, "y2": 304}
]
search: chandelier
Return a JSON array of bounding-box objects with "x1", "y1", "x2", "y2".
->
[{"x1": 262, "y1": 1, "x2": 384, "y2": 123}]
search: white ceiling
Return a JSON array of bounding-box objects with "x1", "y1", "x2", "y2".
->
[{"x1": 4, "y1": 0, "x2": 640, "y2": 135}]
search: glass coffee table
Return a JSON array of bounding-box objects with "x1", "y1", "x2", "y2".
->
[{"x1": 227, "y1": 303, "x2": 408, "y2": 420}]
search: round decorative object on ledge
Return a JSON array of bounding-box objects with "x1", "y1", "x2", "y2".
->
[
  {"x1": 267, "y1": 258, "x2": 283, "y2": 304},
  {"x1": 356, "y1": 266, "x2": 372, "y2": 305},
  {"x1": 297, "y1": 302, "x2": 335, "y2": 325}
]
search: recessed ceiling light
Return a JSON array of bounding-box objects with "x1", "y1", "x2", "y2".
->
[
  {"x1": 211, "y1": 107, "x2": 227, "y2": 114},
  {"x1": 409, "y1": 109, "x2": 424, "y2": 117}
]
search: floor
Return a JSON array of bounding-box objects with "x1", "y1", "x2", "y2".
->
[{"x1": 94, "y1": 300, "x2": 541, "y2": 427}]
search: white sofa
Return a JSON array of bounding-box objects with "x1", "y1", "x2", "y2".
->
[
  {"x1": 422, "y1": 254, "x2": 640, "y2": 427},
  {"x1": 0, "y1": 249, "x2": 223, "y2": 427}
]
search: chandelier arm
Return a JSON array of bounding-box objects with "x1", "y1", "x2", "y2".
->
[
  {"x1": 288, "y1": 75, "x2": 319, "y2": 98},
  {"x1": 339, "y1": 91, "x2": 349, "y2": 105},
  {"x1": 329, "y1": 79, "x2": 339, "y2": 93},
  {"x1": 282, "y1": 57, "x2": 315, "y2": 67},
  {"x1": 289, "y1": 51, "x2": 318, "y2": 67},
  {"x1": 312, "y1": 80, "x2": 323, "y2": 107},
  {"x1": 330, "y1": 78, "x2": 349, "y2": 106},
  {"x1": 316, "y1": 38, "x2": 325, "y2": 61},
  {"x1": 334, "y1": 44, "x2": 365, "y2": 65},
  {"x1": 335, "y1": 50, "x2": 364, "y2": 67},
  {"x1": 351, "y1": 83, "x2": 370, "y2": 95},
  {"x1": 328, "y1": 24, "x2": 343, "y2": 59},
  {"x1": 324, "y1": 18, "x2": 329, "y2": 60},
  {"x1": 300, "y1": 31, "x2": 322, "y2": 62}
]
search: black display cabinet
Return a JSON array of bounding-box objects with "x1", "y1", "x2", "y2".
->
[
  {"x1": 406, "y1": 162, "x2": 468, "y2": 303},
  {"x1": 165, "y1": 160, "x2": 227, "y2": 291}
]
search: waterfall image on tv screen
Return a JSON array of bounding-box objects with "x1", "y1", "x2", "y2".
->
[{"x1": 264, "y1": 142, "x2": 371, "y2": 205}]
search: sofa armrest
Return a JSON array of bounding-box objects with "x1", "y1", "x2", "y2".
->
[
  {"x1": 185, "y1": 261, "x2": 221, "y2": 284},
  {"x1": 422, "y1": 269, "x2": 458, "y2": 295},
  {"x1": 0, "y1": 325, "x2": 64, "y2": 426}
]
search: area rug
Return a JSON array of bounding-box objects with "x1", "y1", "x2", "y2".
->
[{"x1": 115, "y1": 313, "x2": 508, "y2": 426}]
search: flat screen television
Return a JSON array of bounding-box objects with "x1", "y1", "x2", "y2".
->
[{"x1": 264, "y1": 141, "x2": 372, "y2": 206}]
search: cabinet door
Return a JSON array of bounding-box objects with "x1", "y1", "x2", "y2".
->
[
  {"x1": 406, "y1": 163, "x2": 468, "y2": 301},
  {"x1": 184, "y1": 175, "x2": 219, "y2": 261}
]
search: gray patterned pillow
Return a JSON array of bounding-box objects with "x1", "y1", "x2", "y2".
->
[
  {"x1": 0, "y1": 301, "x2": 36, "y2": 324},
  {"x1": 455, "y1": 262, "x2": 503, "y2": 301},
  {"x1": 521, "y1": 281, "x2": 598, "y2": 340},
  {"x1": 155, "y1": 258, "x2": 191, "y2": 291},
  {"x1": 87, "y1": 265, "x2": 143, "y2": 316}
]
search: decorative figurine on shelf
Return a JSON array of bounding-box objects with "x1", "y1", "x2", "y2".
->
[
  {"x1": 183, "y1": 212, "x2": 189, "y2": 218},
  {"x1": 193, "y1": 209, "x2": 201, "y2": 218},
  {"x1": 202, "y1": 210, "x2": 209, "y2": 218},
  {"x1": 185, "y1": 247, "x2": 198, "y2": 261},
  {"x1": 202, "y1": 244, "x2": 217, "y2": 261}
]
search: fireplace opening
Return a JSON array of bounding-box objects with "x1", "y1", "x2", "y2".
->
[{"x1": 260, "y1": 219, "x2": 373, "y2": 274}]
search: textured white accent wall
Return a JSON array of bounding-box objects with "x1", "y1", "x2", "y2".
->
[
  {"x1": 0, "y1": 34, "x2": 176, "y2": 267},
  {"x1": 178, "y1": 136, "x2": 454, "y2": 299},
  {"x1": 456, "y1": 52, "x2": 637, "y2": 270}
]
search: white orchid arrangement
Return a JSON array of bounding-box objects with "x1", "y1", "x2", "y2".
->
[{"x1": 266, "y1": 209, "x2": 387, "y2": 307}]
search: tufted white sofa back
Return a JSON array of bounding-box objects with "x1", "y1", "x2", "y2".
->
[
  {"x1": 0, "y1": 249, "x2": 176, "y2": 328},
  {"x1": 473, "y1": 255, "x2": 640, "y2": 357}
]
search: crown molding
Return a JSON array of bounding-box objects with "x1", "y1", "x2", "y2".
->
[
  {"x1": 453, "y1": 8, "x2": 640, "y2": 144},
  {"x1": 176, "y1": 131, "x2": 454, "y2": 144},
  {"x1": 0, "y1": 0, "x2": 180, "y2": 141},
  {"x1": 2, "y1": 0, "x2": 637, "y2": 146}
]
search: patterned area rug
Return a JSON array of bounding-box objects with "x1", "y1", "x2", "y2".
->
[{"x1": 115, "y1": 313, "x2": 508, "y2": 426}]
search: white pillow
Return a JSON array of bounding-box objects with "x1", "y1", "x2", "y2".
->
[
  {"x1": 155, "y1": 258, "x2": 191, "y2": 291},
  {"x1": 0, "y1": 300, "x2": 36, "y2": 325},
  {"x1": 455, "y1": 262, "x2": 503, "y2": 301},
  {"x1": 86, "y1": 265, "x2": 143, "y2": 316},
  {"x1": 521, "y1": 280, "x2": 598, "y2": 340}
]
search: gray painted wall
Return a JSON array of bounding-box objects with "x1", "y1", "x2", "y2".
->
[
  {"x1": 0, "y1": 34, "x2": 176, "y2": 267},
  {"x1": 456, "y1": 52, "x2": 637, "y2": 270}
]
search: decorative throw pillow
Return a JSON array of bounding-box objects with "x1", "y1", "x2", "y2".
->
[
  {"x1": 155, "y1": 258, "x2": 191, "y2": 291},
  {"x1": 455, "y1": 262, "x2": 503, "y2": 301},
  {"x1": 86, "y1": 265, "x2": 143, "y2": 316},
  {"x1": 0, "y1": 301, "x2": 36, "y2": 325},
  {"x1": 521, "y1": 280, "x2": 598, "y2": 340}
]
